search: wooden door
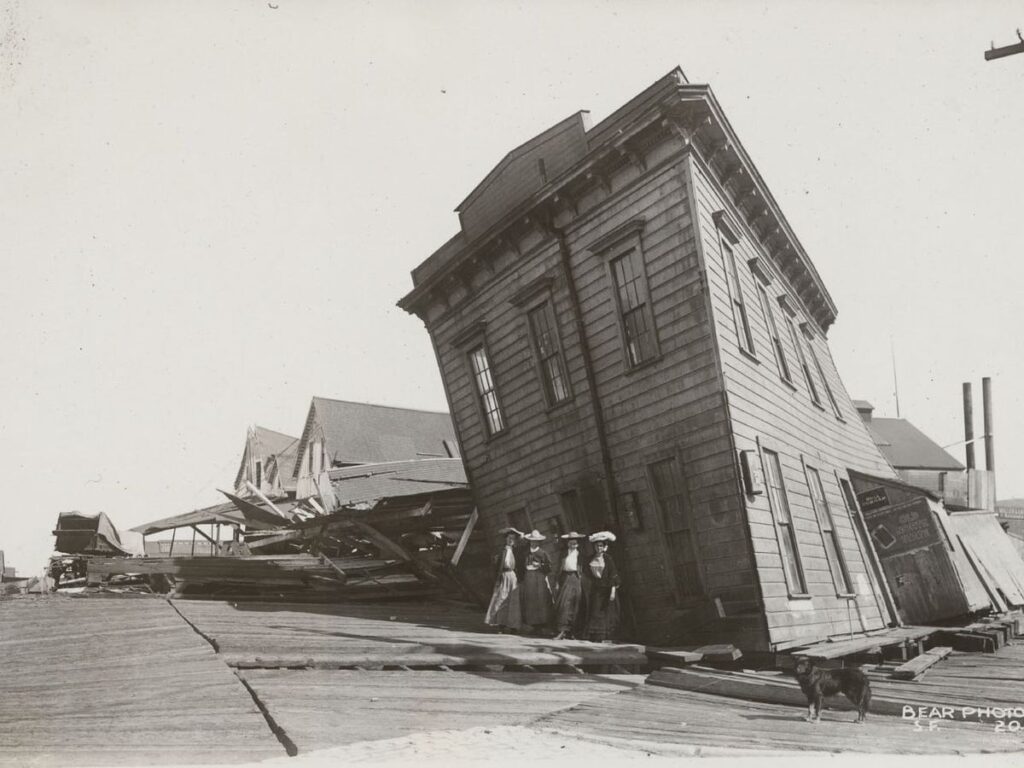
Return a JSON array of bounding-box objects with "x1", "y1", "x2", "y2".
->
[{"x1": 649, "y1": 457, "x2": 704, "y2": 601}]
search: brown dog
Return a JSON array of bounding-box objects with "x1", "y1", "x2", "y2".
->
[{"x1": 794, "y1": 657, "x2": 871, "y2": 724}]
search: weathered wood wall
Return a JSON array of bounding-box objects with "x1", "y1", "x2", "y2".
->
[
  {"x1": 427, "y1": 135, "x2": 761, "y2": 646},
  {"x1": 687, "y1": 153, "x2": 897, "y2": 648}
]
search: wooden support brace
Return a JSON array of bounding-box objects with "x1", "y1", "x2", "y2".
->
[
  {"x1": 190, "y1": 525, "x2": 222, "y2": 554},
  {"x1": 450, "y1": 508, "x2": 479, "y2": 567}
]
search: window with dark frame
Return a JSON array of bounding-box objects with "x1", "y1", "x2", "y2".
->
[
  {"x1": 648, "y1": 457, "x2": 702, "y2": 599},
  {"x1": 722, "y1": 240, "x2": 755, "y2": 355},
  {"x1": 762, "y1": 448, "x2": 808, "y2": 594},
  {"x1": 806, "y1": 465, "x2": 853, "y2": 595},
  {"x1": 610, "y1": 246, "x2": 657, "y2": 367},
  {"x1": 506, "y1": 508, "x2": 532, "y2": 534},
  {"x1": 559, "y1": 490, "x2": 583, "y2": 532},
  {"x1": 527, "y1": 301, "x2": 570, "y2": 406},
  {"x1": 255, "y1": 460, "x2": 262, "y2": 487},
  {"x1": 787, "y1": 318, "x2": 821, "y2": 406},
  {"x1": 468, "y1": 344, "x2": 506, "y2": 436},
  {"x1": 757, "y1": 283, "x2": 792, "y2": 383},
  {"x1": 808, "y1": 343, "x2": 842, "y2": 418}
]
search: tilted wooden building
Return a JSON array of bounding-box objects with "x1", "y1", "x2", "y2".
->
[{"x1": 399, "y1": 68, "x2": 900, "y2": 650}]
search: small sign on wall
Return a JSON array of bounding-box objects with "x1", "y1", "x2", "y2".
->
[{"x1": 739, "y1": 450, "x2": 765, "y2": 496}]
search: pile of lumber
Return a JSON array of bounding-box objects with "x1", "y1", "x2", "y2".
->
[{"x1": 86, "y1": 553, "x2": 438, "y2": 601}]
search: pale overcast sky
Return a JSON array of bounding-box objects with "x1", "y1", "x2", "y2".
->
[{"x1": 2, "y1": 0, "x2": 1022, "y2": 573}]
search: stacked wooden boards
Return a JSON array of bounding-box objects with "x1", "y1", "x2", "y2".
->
[
  {"x1": 239, "y1": 670, "x2": 642, "y2": 751},
  {"x1": 173, "y1": 598, "x2": 649, "y2": 669},
  {"x1": 540, "y1": 682, "x2": 1017, "y2": 754},
  {"x1": 0, "y1": 595, "x2": 284, "y2": 766}
]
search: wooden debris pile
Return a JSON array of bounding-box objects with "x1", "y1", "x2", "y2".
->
[{"x1": 83, "y1": 458, "x2": 491, "y2": 603}]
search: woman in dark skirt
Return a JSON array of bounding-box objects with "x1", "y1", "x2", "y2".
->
[
  {"x1": 579, "y1": 531, "x2": 621, "y2": 643},
  {"x1": 552, "y1": 532, "x2": 586, "y2": 640},
  {"x1": 520, "y1": 529, "x2": 553, "y2": 634}
]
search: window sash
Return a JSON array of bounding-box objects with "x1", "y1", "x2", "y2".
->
[
  {"x1": 527, "y1": 303, "x2": 570, "y2": 405},
  {"x1": 469, "y1": 346, "x2": 506, "y2": 435},
  {"x1": 611, "y1": 248, "x2": 656, "y2": 367},
  {"x1": 723, "y1": 242, "x2": 754, "y2": 354},
  {"x1": 806, "y1": 466, "x2": 853, "y2": 594},
  {"x1": 808, "y1": 344, "x2": 842, "y2": 417},
  {"x1": 788, "y1": 319, "x2": 821, "y2": 404},
  {"x1": 757, "y1": 284, "x2": 792, "y2": 382},
  {"x1": 763, "y1": 449, "x2": 808, "y2": 593}
]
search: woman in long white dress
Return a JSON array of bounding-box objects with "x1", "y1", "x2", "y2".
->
[{"x1": 484, "y1": 528, "x2": 523, "y2": 632}]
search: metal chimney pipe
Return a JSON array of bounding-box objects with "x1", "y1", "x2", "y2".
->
[
  {"x1": 963, "y1": 382, "x2": 975, "y2": 470},
  {"x1": 983, "y1": 376, "x2": 994, "y2": 472}
]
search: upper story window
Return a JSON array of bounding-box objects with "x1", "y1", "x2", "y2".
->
[
  {"x1": 527, "y1": 301, "x2": 571, "y2": 406},
  {"x1": 762, "y1": 448, "x2": 808, "y2": 595},
  {"x1": 255, "y1": 460, "x2": 262, "y2": 487},
  {"x1": 469, "y1": 344, "x2": 506, "y2": 436},
  {"x1": 787, "y1": 318, "x2": 821, "y2": 406},
  {"x1": 806, "y1": 465, "x2": 853, "y2": 595},
  {"x1": 807, "y1": 343, "x2": 843, "y2": 418},
  {"x1": 757, "y1": 283, "x2": 791, "y2": 384},
  {"x1": 610, "y1": 246, "x2": 657, "y2": 367},
  {"x1": 722, "y1": 241, "x2": 755, "y2": 356}
]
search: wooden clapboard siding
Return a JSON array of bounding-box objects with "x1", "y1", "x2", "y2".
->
[
  {"x1": 687, "y1": 153, "x2": 897, "y2": 647},
  {"x1": 427, "y1": 146, "x2": 755, "y2": 647}
]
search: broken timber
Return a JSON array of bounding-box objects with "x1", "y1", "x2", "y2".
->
[{"x1": 891, "y1": 646, "x2": 953, "y2": 680}]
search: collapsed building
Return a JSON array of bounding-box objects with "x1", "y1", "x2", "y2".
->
[{"x1": 397, "y1": 67, "x2": 1021, "y2": 650}]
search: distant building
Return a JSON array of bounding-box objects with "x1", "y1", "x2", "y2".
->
[
  {"x1": 293, "y1": 397, "x2": 460, "y2": 499},
  {"x1": 399, "y1": 68, "x2": 902, "y2": 650},
  {"x1": 234, "y1": 425, "x2": 300, "y2": 500},
  {"x1": 855, "y1": 401, "x2": 994, "y2": 510},
  {"x1": 854, "y1": 401, "x2": 964, "y2": 494}
]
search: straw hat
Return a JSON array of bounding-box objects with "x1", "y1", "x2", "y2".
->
[
  {"x1": 559, "y1": 531, "x2": 587, "y2": 540},
  {"x1": 523, "y1": 529, "x2": 546, "y2": 542},
  {"x1": 498, "y1": 527, "x2": 524, "y2": 537},
  {"x1": 588, "y1": 530, "x2": 617, "y2": 543}
]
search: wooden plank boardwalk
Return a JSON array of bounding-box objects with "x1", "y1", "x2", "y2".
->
[
  {"x1": 173, "y1": 598, "x2": 648, "y2": 669},
  {"x1": 540, "y1": 683, "x2": 1022, "y2": 754},
  {"x1": 240, "y1": 670, "x2": 643, "y2": 750},
  {"x1": 0, "y1": 595, "x2": 285, "y2": 766},
  {"x1": 649, "y1": 644, "x2": 1024, "y2": 724}
]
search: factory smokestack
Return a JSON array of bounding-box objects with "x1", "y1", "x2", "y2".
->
[
  {"x1": 962, "y1": 382, "x2": 975, "y2": 470},
  {"x1": 983, "y1": 376, "x2": 994, "y2": 473}
]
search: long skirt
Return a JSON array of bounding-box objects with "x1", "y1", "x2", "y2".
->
[
  {"x1": 484, "y1": 571, "x2": 522, "y2": 629},
  {"x1": 521, "y1": 569, "x2": 553, "y2": 627},
  {"x1": 581, "y1": 582, "x2": 619, "y2": 641},
  {"x1": 553, "y1": 572, "x2": 582, "y2": 633}
]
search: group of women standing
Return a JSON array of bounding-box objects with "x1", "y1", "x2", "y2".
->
[{"x1": 483, "y1": 527, "x2": 621, "y2": 642}]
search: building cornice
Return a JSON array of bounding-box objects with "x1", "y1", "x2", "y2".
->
[{"x1": 399, "y1": 82, "x2": 838, "y2": 334}]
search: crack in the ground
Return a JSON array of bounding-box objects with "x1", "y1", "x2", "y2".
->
[{"x1": 165, "y1": 597, "x2": 298, "y2": 757}]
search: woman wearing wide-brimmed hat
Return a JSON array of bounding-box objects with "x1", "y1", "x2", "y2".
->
[
  {"x1": 519, "y1": 529, "x2": 553, "y2": 634},
  {"x1": 484, "y1": 527, "x2": 524, "y2": 633},
  {"x1": 579, "y1": 531, "x2": 621, "y2": 643},
  {"x1": 552, "y1": 531, "x2": 587, "y2": 640}
]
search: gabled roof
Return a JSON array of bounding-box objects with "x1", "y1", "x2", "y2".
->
[
  {"x1": 233, "y1": 425, "x2": 300, "y2": 491},
  {"x1": 864, "y1": 418, "x2": 964, "y2": 471},
  {"x1": 327, "y1": 457, "x2": 468, "y2": 508},
  {"x1": 294, "y1": 397, "x2": 459, "y2": 478}
]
